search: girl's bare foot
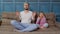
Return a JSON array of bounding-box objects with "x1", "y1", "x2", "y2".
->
[{"x1": 40, "y1": 27, "x2": 47, "y2": 30}]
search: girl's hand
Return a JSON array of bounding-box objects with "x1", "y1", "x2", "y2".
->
[{"x1": 40, "y1": 26, "x2": 44, "y2": 29}]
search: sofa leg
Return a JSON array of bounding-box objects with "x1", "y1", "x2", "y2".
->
[{"x1": 0, "y1": 20, "x2": 2, "y2": 26}]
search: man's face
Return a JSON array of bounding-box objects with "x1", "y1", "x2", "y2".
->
[{"x1": 24, "y1": 3, "x2": 29, "y2": 10}]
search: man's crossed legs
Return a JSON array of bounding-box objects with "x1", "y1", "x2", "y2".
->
[{"x1": 11, "y1": 20, "x2": 39, "y2": 32}]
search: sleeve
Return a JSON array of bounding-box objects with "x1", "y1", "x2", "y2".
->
[
  {"x1": 36, "y1": 17, "x2": 40, "y2": 24},
  {"x1": 40, "y1": 17, "x2": 46, "y2": 26}
]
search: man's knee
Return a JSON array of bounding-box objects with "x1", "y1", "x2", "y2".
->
[
  {"x1": 10, "y1": 20, "x2": 17, "y2": 25},
  {"x1": 32, "y1": 24, "x2": 39, "y2": 29}
]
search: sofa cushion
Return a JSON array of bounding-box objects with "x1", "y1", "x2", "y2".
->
[
  {"x1": 2, "y1": 12, "x2": 16, "y2": 19},
  {"x1": 45, "y1": 13, "x2": 56, "y2": 27},
  {"x1": 2, "y1": 18, "x2": 12, "y2": 25}
]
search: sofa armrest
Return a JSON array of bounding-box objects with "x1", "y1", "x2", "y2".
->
[{"x1": 55, "y1": 22, "x2": 60, "y2": 28}]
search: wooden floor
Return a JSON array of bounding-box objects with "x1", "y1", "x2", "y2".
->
[
  {"x1": 0, "y1": 22, "x2": 60, "y2": 34},
  {"x1": 0, "y1": 31, "x2": 60, "y2": 34}
]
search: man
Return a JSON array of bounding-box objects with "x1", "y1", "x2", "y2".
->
[{"x1": 11, "y1": 2, "x2": 39, "y2": 32}]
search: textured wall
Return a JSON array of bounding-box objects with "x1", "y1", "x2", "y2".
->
[{"x1": 0, "y1": 0, "x2": 60, "y2": 22}]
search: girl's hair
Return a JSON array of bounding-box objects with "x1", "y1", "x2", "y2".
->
[{"x1": 39, "y1": 11, "x2": 46, "y2": 17}]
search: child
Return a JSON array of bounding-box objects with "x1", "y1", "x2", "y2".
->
[{"x1": 36, "y1": 12, "x2": 48, "y2": 29}]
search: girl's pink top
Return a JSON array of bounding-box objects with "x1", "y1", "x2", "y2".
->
[{"x1": 36, "y1": 17, "x2": 46, "y2": 26}]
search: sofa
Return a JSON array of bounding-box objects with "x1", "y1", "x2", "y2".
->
[{"x1": 1, "y1": 12, "x2": 60, "y2": 32}]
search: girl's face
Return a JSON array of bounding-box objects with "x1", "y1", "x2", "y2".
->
[{"x1": 39, "y1": 13, "x2": 44, "y2": 18}]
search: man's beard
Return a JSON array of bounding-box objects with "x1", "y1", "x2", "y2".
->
[{"x1": 25, "y1": 8, "x2": 28, "y2": 10}]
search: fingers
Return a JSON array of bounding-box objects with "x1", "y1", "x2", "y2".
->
[{"x1": 16, "y1": 10, "x2": 20, "y2": 17}]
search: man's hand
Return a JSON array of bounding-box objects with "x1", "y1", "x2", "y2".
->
[
  {"x1": 16, "y1": 11, "x2": 19, "y2": 16},
  {"x1": 32, "y1": 12, "x2": 36, "y2": 17},
  {"x1": 15, "y1": 11, "x2": 20, "y2": 22},
  {"x1": 32, "y1": 12, "x2": 37, "y2": 23}
]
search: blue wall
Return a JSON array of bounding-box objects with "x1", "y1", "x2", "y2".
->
[{"x1": 0, "y1": 0, "x2": 60, "y2": 22}]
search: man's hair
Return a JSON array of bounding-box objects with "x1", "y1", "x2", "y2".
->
[{"x1": 24, "y1": 2, "x2": 30, "y2": 5}]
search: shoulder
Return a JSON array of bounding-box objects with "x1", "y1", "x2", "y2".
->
[
  {"x1": 20, "y1": 11, "x2": 24, "y2": 14},
  {"x1": 43, "y1": 17, "x2": 46, "y2": 20},
  {"x1": 29, "y1": 11, "x2": 33, "y2": 14}
]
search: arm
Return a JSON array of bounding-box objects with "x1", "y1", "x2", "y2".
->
[
  {"x1": 40, "y1": 17, "x2": 47, "y2": 26},
  {"x1": 31, "y1": 12, "x2": 36, "y2": 23},
  {"x1": 15, "y1": 11, "x2": 21, "y2": 22},
  {"x1": 36, "y1": 16, "x2": 40, "y2": 24}
]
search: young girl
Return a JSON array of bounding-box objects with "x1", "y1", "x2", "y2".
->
[{"x1": 36, "y1": 12, "x2": 48, "y2": 29}]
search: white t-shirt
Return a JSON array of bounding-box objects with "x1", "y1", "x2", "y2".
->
[{"x1": 19, "y1": 11, "x2": 32, "y2": 24}]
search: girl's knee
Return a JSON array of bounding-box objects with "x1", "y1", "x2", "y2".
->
[{"x1": 44, "y1": 23, "x2": 48, "y2": 27}]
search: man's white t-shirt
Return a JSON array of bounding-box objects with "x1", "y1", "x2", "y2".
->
[{"x1": 19, "y1": 11, "x2": 32, "y2": 24}]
